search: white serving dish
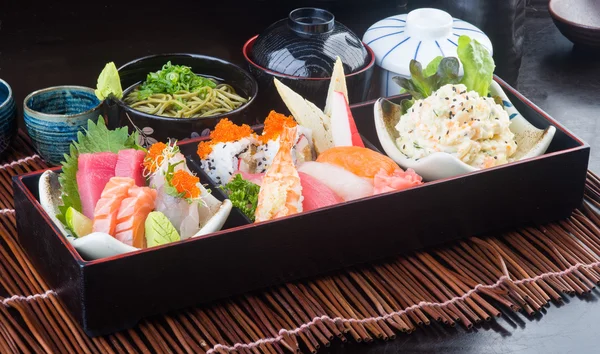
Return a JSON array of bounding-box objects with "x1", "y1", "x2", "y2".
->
[
  {"x1": 38, "y1": 170, "x2": 232, "y2": 260},
  {"x1": 374, "y1": 80, "x2": 557, "y2": 181},
  {"x1": 362, "y1": 8, "x2": 493, "y2": 97}
]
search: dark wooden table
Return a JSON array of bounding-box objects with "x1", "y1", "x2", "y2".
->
[{"x1": 1, "y1": 1, "x2": 599, "y2": 353}]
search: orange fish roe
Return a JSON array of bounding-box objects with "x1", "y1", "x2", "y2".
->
[
  {"x1": 197, "y1": 118, "x2": 255, "y2": 159},
  {"x1": 144, "y1": 142, "x2": 168, "y2": 173},
  {"x1": 259, "y1": 111, "x2": 297, "y2": 144},
  {"x1": 170, "y1": 170, "x2": 200, "y2": 199}
]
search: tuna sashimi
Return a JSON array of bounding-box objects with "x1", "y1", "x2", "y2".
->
[
  {"x1": 298, "y1": 172, "x2": 344, "y2": 212},
  {"x1": 77, "y1": 152, "x2": 119, "y2": 219},
  {"x1": 114, "y1": 186, "x2": 157, "y2": 248},
  {"x1": 92, "y1": 177, "x2": 135, "y2": 236},
  {"x1": 115, "y1": 149, "x2": 146, "y2": 186}
]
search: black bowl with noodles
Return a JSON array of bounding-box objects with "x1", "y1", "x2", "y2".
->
[{"x1": 105, "y1": 53, "x2": 258, "y2": 144}]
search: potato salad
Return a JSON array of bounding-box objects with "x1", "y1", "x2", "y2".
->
[{"x1": 395, "y1": 84, "x2": 517, "y2": 169}]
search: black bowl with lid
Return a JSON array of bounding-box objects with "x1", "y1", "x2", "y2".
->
[{"x1": 244, "y1": 8, "x2": 375, "y2": 117}]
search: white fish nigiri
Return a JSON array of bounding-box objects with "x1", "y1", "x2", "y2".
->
[{"x1": 297, "y1": 161, "x2": 373, "y2": 202}]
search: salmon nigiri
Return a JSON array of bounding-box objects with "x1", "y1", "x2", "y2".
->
[
  {"x1": 114, "y1": 186, "x2": 157, "y2": 248},
  {"x1": 92, "y1": 177, "x2": 135, "y2": 235},
  {"x1": 316, "y1": 146, "x2": 399, "y2": 179},
  {"x1": 254, "y1": 125, "x2": 303, "y2": 222}
]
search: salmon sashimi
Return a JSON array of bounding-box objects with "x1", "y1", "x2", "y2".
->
[
  {"x1": 254, "y1": 126, "x2": 303, "y2": 222},
  {"x1": 92, "y1": 177, "x2": 136, "y2": 235},
  {"x1": 316, "y1": 146, "x2": 400, "y2": 179},
  {"x1": 114, "y1": 186, "x2": 157, "y2": 248}
]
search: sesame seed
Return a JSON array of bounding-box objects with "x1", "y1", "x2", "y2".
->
[
  {"x1": 494, "y1": 156, "x2": 498, "y2": 159},
  {"x1": 419, "y1": 102, "x2": 422, "y2": 107},
  {"x1": 446, "y1": 130, "x2": 449, "y2": 135},
  {"x1": 445, "y1": 97, "x2": 449, "y2": 100},
  {"x1": 453, "y1": 98, "x2": 457, "y2": 102},
  {"x1": 402, "y1": 144, "x2": 406, "y2": 149}
]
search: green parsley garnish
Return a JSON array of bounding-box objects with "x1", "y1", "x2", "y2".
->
[
  {"x1": 137, "y1": 61, "x2": 217, "y2": 100},
  {"x1": 220, "y1": 174, "x2": 260, "y2": 221}
]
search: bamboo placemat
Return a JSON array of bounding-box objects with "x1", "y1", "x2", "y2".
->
[{"x1": 1, "y1": 130, "x2": 600, "y2": 354}]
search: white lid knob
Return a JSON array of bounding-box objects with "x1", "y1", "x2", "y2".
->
[{"x1": 406, "y1": 8, "x2": 453, "y2": 40}]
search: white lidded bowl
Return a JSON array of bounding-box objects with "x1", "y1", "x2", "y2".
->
[{"x1": 363, "y1": 8, "x2": 493, "y2": 97}]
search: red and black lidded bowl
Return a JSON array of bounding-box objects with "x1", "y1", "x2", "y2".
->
[{"x1": 244, "y1": 7, "x2": 375, "y2": 116}]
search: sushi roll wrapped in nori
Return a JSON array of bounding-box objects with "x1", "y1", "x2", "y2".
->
[
  {"x1": 197, "y1": 119, "x2": 258, "y2": 186},
  {"x1": 254, "y1": 111, "x2": 314, "y2": 174}
]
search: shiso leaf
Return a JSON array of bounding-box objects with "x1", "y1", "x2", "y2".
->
[
  {"x1": 57, "y1": 117, "x2": 143, "y2": 224},
  {"x1": 145, "y1": 211, "x2": 181, "y2": 247},
  {"x1": 220, "y1": 174, "x2": 260, "y2": 221},
  {"x1": 95, "y1": 62, "x2": 123, "y2": 100},
  {"x1": 457, "y1": 35, "x2": 495, "y2": 97}
]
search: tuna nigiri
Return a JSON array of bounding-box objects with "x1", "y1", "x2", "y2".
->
[
  {"x1": 92, "y1": 177, "x2": 135, "y2": 236},
  {"x1": 298, "y1": 161, "x2": 373, "y2": 202},
  {"x1": 114, "y1": 186, "x2": 157, "y2": 248},
  {"x1": 233, "y1": 171, "x2": 342, "y2": 212},
  {"x1": 255, "y1": 126, "x2": 303, "y2": 222},
  {"x1": 299, "y1": 172, "x2": 343, "y2": 212}
]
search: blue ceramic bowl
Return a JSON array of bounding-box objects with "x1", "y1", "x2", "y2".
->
[
  {"x1": 24, "y1": 86, "x2": 102, "y2": 166},
  {"x1": 0, "y1": 79, "x2": 17, "y2": 155}
]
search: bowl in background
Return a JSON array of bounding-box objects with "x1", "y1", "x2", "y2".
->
[
  {"x1": 243, "y1": 35, "x2": 375, "y2": 116},
  {"x1": 24, "y1": 86, "x2": 102, "y2": 166},
  {"x1": 549, "y1": 0, "x2": 600, "y2": 49},
  {"x1": 0, "y1": 79, "x2": 17, "y2": 155},
  {"x1": 363, "y1": 8, "x2": 493, "y2": 98},
  {"x1": 109, "y1": 53, "x2": 258, "y2": 143}
]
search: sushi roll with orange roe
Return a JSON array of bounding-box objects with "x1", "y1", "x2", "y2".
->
[
  {"x1": 197, "y1": 119, "x2": 258, "y2": 186},
  {"x1": 254, "y1": 111, "x2": 314, "y2": 174}
]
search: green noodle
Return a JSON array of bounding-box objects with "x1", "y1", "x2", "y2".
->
[{"x1": 124, "y1": 81, "x2": 249, "y2": 119}]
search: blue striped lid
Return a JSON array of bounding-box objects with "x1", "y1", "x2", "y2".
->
[{"x1": 362, "y1": 8, "x2": 493, "y2": 78}]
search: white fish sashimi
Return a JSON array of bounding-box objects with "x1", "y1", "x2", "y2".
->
[{"x1": 297, "y1": 161, "x2": 373, "y2": 202}]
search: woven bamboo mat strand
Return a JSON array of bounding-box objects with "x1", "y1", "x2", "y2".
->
[{"x1": 1, "y1": 131, "x2": 600, "y2": 353}]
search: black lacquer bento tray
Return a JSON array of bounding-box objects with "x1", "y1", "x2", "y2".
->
[{"x1": 13, "y1": 77, "x2": 590, "y2": 336}]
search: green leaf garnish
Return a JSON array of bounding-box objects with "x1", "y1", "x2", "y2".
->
[
  {"x1": 423, "y1": 56, "x2": 443, "y2": 77},
  {"x1": 163, "y1": 160, "x2": 187, "y2": 199},
  {"x1": 57, "y1": 117, "x2": 143, "y2": 224},
  {"x1": 145, "y1": 211, "x2": 181, "y2": 247},
  {"x1": 137, "y1": 61, "x2": 217, "y2": 100},
  {"x1": 393, "y1": 57, "x2": 459, "y2": 113},
  {"x1": 220, "y1": 174, "x2": 260, "y2": 221},
  {"x1": 95, "y1": 62, "x2": 123, "y2": 100},
  {"x1": 457, "y1": 35, "x2": 495, "y2": 97},
  {"x1": 391, "y1": 35, "x2": 495, "y2": 114}
]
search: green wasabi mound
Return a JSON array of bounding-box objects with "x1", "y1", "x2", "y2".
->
[
  {"x1": 145, "y1": 211, "x2": 181, "y2": 247},
  {"x1": 95, "y1": 62, "x2": 123, "y2": 100}
]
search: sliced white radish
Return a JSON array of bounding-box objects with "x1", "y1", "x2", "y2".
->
[{"x1": 298, "y1": 161, "x2": 373, "y2": 202}]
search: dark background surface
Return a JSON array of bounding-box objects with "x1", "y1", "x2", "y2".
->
[{"x1": 1, "y1": 0, "x2": 600, "y2": 353}]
